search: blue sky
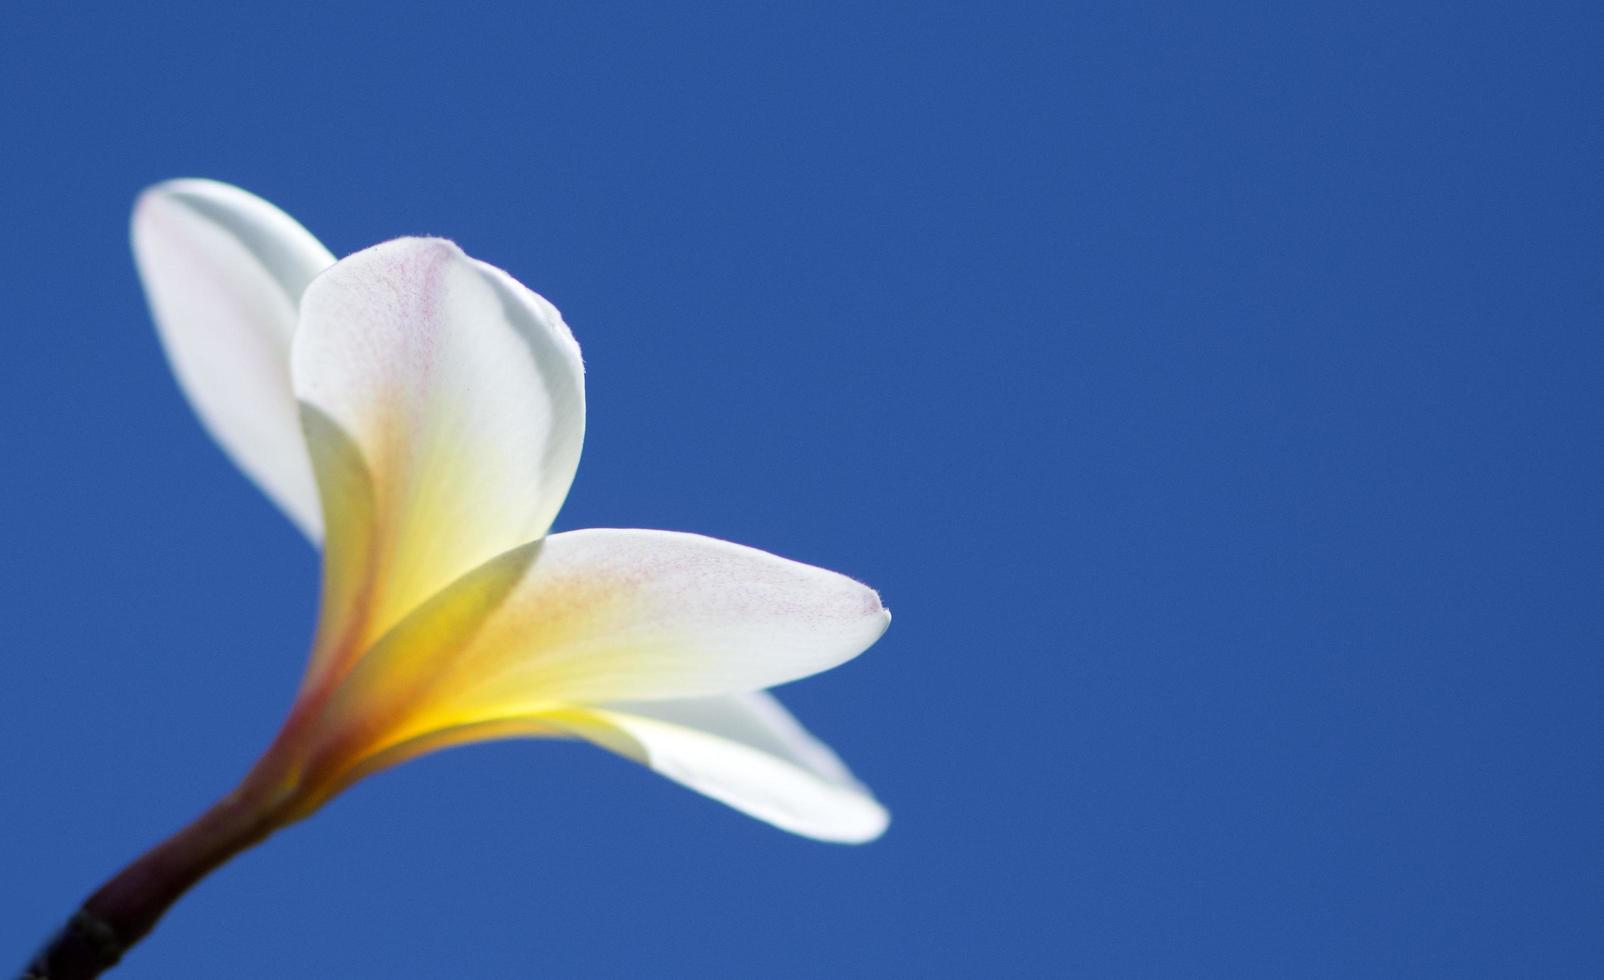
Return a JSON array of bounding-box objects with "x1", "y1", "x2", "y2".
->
[{"x1": 2, "y1": 2, "x2": 1600, "y2": 976}]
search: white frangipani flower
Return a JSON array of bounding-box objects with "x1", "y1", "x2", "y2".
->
[
  {"x1": 25, "y1": 178, "x2": 891, "y2": 980},
  {"x1": 130, "y1": 178, "x2": 891, "y2": 843}
]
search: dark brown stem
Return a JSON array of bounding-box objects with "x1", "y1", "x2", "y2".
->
[{"x1": 21, "y1": 778, "x2": 291, "y2": 979}]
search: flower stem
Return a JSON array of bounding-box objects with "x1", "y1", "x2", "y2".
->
[{"x1": 21, "y1": 780, "x2": 287, "y2": 979}]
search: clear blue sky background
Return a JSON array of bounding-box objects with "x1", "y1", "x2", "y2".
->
[{"x1": 2, "y1": 2, "x2": 1600, "y2": 977}]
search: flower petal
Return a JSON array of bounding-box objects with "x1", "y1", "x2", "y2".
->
[
  {"x1": 545, "y1": 692, "x2": 890, "y2": 842},
  {"x1": 132, "y1": 179, "x2": 335, "y2": 540},
  {"x1": 303, "y1": 694, "x2": 887, "y2": 843},
  {"x1": 292, "y1": 238, "x2": 585, "y2": 667},
  {"x1": 309, "y1": 529, "x2": 888, "y2": 766}
]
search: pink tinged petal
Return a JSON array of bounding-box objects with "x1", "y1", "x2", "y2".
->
[
  {"x1": 131, "y1": 179, "x2": 335, "y2": 541},
  {"x1": 309, "y1": 529, "x2": 889, "y2": 769},
  {"x1": 428, "y1": 528, "x2": 891, "y2": 709},
  {"x1": 291, "y1": 237, "x2": 585, "y2": 666},
  {"x1": 547, "y1": 692, "x2": 890, "y2": 843}
]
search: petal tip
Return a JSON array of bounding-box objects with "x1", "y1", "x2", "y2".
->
[
  {"x1": 820, "y1": 796, "x2": 891, "y2": 845},
  {"x1": 131, "y1": 179, "x2": 191, "y2": 232},
  {"x1": 376, "y1": 234, "x2": 465, "y2": 259},
  {"x1": 133, "y1": 178, "x2": 245, "y2": 221},
  {"x1": 862, "y1": 586, "x2": 891, "y2": 637}
]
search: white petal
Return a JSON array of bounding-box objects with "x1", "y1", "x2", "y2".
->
[
  {"x1": 439, "y1": 528, "x2": 888, "y2": 707},
  {"x1": 547, "y1": 692, "x2": 889, "y2": 842},
  {"x1": 131, "y1": 179, "x2": 334, "y2": 540},
  {"x1": 292, "y1": 238, "x2": 585, "y2": 657},
  {"x1": 311, "y1": 529, "x2": 889, "y2": 757}
]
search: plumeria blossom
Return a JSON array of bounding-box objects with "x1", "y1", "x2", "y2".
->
[
  {"x1": 25, "y1": 180, "x2": 890, "y2": 980},
  {"x1": 129, "y1": 179, "x2": 891, "y2": 842}
]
